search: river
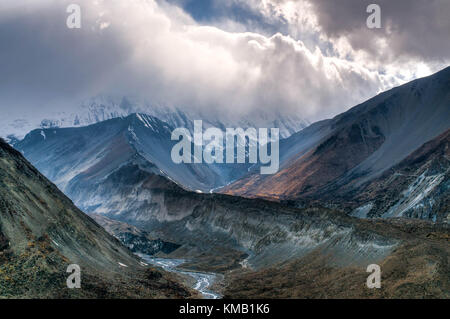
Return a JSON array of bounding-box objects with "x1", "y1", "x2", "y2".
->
[{"x1": 137, "y1": 253, "x2": 221, "y2": 299}]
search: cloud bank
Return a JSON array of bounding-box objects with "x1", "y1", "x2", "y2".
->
[{"x1": 0, "y1": 0, "x2": 448, "y2": 124}]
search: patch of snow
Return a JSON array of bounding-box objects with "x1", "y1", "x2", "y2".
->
[
  {"x1": 383, "y1": 171, "x2": 445, "y2": 218},
  {"x1": 356, "y1": 242, "x2": 396, "y2": 250},
  {"x1": 128, "y1": 125, "x2": 139, "y2": 142},
  {"x1": 351, "y1": 203, "x2": 374, "y2": 218}
]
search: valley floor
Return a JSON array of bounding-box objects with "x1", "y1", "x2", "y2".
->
[
  {"x1": 138, "y1": 254, "x2": 221, "y2": 299},
  {"x1": 126, "y1": 217, "x2": 449, "y2": 299}
]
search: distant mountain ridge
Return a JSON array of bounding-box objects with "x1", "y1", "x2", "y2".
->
[
  {"x1": 1, "y1": 95, "x2": 309, "y2": 141},
  {"x1": 15, "y1": 112, "x2": 250, "y2": 196},
  {"x1": 13, "y1": 67, "x2": 450, "y2": 222}
]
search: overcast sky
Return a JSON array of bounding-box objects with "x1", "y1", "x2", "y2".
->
[{"x1": 1, "y1": 0, "x2": 449, "y2": 124}]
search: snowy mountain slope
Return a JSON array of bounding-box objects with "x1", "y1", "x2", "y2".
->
[
  {"x1": 15, "y1": 113, "x2": 228, "y2": 193},
  {"x1": 1, "y1": 95, "x2": 309, "y2": 141}
]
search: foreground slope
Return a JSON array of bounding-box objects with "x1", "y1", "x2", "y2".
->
[{"x1": 0, "y1": 138, "x2": 193, "y2": 298}]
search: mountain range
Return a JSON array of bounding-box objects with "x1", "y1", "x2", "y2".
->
[
  {"x1": 1, "y1": 95, "x2": 309, "y2": 142},
  {"x1": 15, "y1": 66, "x2": 450, "y2": 222},
  {"x1": 6, "y1": 135, "x2": 450, "y2": 298},
  {"x1": 2, "y1": 66, "x2": 449, "y2": 298}
]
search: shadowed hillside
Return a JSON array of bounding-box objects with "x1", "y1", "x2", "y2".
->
[{"x1": 0, "y1": 138, "x2": 194, "y2": 298}]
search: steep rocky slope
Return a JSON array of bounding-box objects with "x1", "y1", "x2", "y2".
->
[
  {"x1": 15, "y1": 113, "x2": 255, "y2": 197},
  {"x1": 345, "y1": 129, "x2": 450, "y2": 222},
  {"x1": 222, "y1": 67, "x2": 450, "y2": 221},
  {"x1": 0, "y1": 138, "x2": 193, "y2": 298},
  {"x1": 49, "y1": 160, "x2": 401, "y2": 274},
  {"x1": 47, "y1": 163, "x2": 449, "y2": 298}
]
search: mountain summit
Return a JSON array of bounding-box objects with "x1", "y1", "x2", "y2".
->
[
  {"x1": 1, "y1": 95, "x2": 309, "y2": 142},
  {"x1": 222, "y1": 66, "x2": 450, "y2": 221}
]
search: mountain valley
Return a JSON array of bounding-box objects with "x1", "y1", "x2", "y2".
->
[
  {"x1": 3, "y1": 67, "x2": 450, "y2": 299},
  {"x1": 0, "y1": 138, "x2": 195, "y2": 298}
]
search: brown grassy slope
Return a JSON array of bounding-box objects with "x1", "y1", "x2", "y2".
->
[{"x1": 222, "y1": 122, "x2": 385, "y2": 199}]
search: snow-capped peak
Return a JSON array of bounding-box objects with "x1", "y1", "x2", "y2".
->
[{"x1": 1, "y1": 95, "x2": 310, "y2": 141}]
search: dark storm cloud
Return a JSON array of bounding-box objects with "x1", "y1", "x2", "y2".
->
[
  {"x1": 309, "y1": 0, "x2": 450, "y2": 62},
  {"x1": 0, "y1": 1, "x2": 130, "y2": 110},
  {"x1": 164, "y1": 0, "x2": 450, "y2": 66},
  {"x1": 3, "y1": 0, "x2": 448, "y2": 142},
  {"x1": 1, "y1": 0, "x2": 398, "y2": 124}
]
